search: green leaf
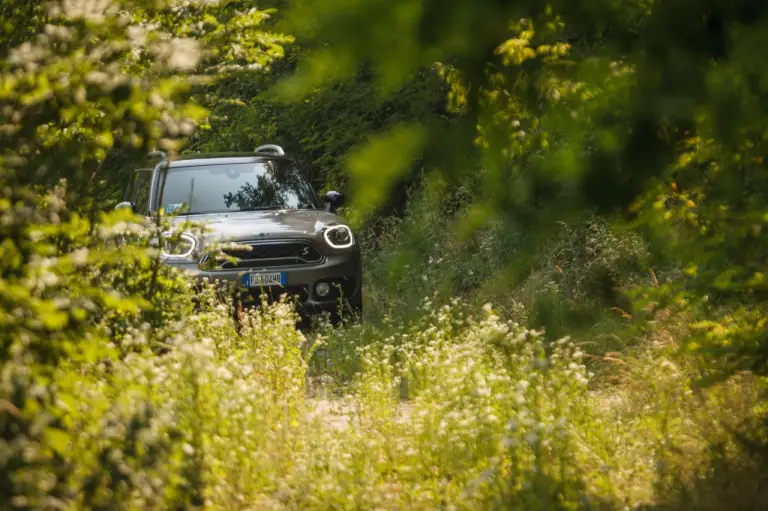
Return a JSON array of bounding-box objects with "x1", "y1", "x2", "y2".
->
[
  {"x1": 346, "y1": 124, "x2": 426, "y2": 226},
  {"x1": 44, "y1": 427, "x2": 71, "y2": 457}
]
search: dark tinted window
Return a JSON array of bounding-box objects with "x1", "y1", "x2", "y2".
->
[
  {"x1": 133, "y1": 171, "x2": 152, "y2": 214},
  {"x1": 159, "y1": 160, "x2": 318, "y2": 214},
  {"x1": 125, "y1": 169, "x2": 152, "y2": 215}
]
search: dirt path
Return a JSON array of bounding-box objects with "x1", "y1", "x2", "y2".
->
[
  {"x1": 307, "y1": 398, "x2": 354, "y2": 430},
  {"x1": 307, "y1": 398, "x2": 413, "y2": 431}
]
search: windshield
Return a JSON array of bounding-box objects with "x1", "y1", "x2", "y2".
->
[{"x1": 158, "y1": 160, "x2": 318, "y2": 214}]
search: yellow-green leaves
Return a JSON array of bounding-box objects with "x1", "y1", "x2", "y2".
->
[
  {"x1": 346, "y1": 124, "x2": 426, "y2": 226},
  {"x1": 277, "y1": 49, "x2": 356, "y2": 102},
  {"x1": 1, "y1": 0, "x2": 292, "y2": 196},
  {"x1": 495, "y1": 26, "x2": 539, "y2": 67},
  {"x1": 43, "y1": 427, "x2": 71, "y2": 457}
]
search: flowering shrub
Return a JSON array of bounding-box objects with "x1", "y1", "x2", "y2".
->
[
  {"x1": 0, "y1": 183, "x2": 195, "y2": 506},
  {"x1": 2, "y1": 189, "x2": 761, "y2": 508},
  {"x1": 343, "y1": 300, "x2": 595, "y2": 509},
  {"x1": 0, "y1": 2, "x2": 293, "y2": 505},
  {"x1": 2, "y1": 219, "x2": 595, "y2": 509}
]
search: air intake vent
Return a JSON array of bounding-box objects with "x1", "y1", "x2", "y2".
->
[{"x1": 218, "y1": 240, "x2": 323, "y2": 269}]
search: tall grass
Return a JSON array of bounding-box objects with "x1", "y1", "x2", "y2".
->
[
  {"x1": 23, "y1": 290, "x2": 760, "y2": 509},
  {"x1": 3, "y1": 188, "x2": 764, "y2": 509}
]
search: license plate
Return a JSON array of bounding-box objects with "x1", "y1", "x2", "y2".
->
[{"x1": 243, "y1": 272, "x2": 286, "y2": 287}]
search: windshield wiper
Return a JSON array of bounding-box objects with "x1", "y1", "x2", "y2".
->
[
  {"x1": 238, "y1": 206, "x2": 285, "y2": 211},
  {"x1": 164, "y1": 206, "x2": 289, "y2": 215}
]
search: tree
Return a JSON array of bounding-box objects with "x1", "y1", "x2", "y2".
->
[
  {"x1": 0, "y1": 0, "x2": 291, "y2": 504},
  {"x1": 279, "y1": 0, "x2": 768, "y2": 437},
  {"x1": 0, "y1": 0, "x2": 292, "y2": 205}
]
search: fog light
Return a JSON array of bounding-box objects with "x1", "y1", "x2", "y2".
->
[{"x1": 316, "y1": 282, "x2": 331, "y2": 297}]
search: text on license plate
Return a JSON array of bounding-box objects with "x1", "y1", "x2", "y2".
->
[{"x1": 243, "y1": 272, "x2": 286, "y2": 287}]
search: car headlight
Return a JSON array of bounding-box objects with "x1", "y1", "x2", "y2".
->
[
  {"x1": 161, "y1": 231, "x2": 197, "y2": 259},
  {"x1": 323, "y1": 224, "x2": 355, "y2": 249}
]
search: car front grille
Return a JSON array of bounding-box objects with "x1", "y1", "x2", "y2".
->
[{"x1": 217, "y1": 240, "x2": 324, "y2": 269}]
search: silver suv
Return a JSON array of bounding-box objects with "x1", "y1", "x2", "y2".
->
[{"x1": 118, "y1": 145, "x2": 362, "y2": 323}]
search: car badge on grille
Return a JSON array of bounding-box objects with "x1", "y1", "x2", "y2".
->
[{"x1": 301, "y1": 246, "x2": 311, "y2": 257}]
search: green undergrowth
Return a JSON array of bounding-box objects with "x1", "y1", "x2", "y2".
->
[
  {"x1": 358, "y1": 180, "x2": 665, "y2": 357},
  {"x1": 1, "y1": 189, "x2": 763, "y2": 509},
  {"x1": 308, "y1": 299, "x2": 765, "y2": 510}
]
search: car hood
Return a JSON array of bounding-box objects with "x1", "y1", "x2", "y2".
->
[{"x1": 168, "y1": 209, "x2": 348, "y2": 244}]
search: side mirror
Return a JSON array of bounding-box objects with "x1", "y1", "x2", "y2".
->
[
  {"x1": 323, "y1": 191, "x2": 345, "y2": 212},
  {"x1": 115, "y1": 201, "x2": 137, "y2": 213}
]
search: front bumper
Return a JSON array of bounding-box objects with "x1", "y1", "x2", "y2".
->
[{"x1": 167, "y1": 250, "x2": 362, "y2": 315}]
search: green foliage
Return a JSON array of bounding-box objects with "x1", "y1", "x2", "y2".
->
[
  {"x1": 0, "y1": 0, "x2": 289, "y2": 506},
  {"x1": 2, "y1": 0, "x2": 768, "y2": 508},
  {"x1": 135, "y1": 0, "x2": 293, "y2": 74},
  {"x1": 0, "y1": 0, "x2": 292, "y2": 204},
  {"x1": 1, "y1": 2, "x2": 187, "y2": 197},
  {"x1": 344, "y1": 124, "x2": 426, "y2": 224},
  {"x1": 187, "y1": 53, "x2": 447, "y2": 202},
  {"x1": 359, "y1": 179, "x2": 654, "y2": 353},
  {"x1": 281, "y1": 0, "x2": 768, "y2": 441},
  {"x1": 0, "y1": 183, "x2": 201, "y2": 506},
  {"x1": 0, "y1": 0, "x2": 44, "y2": 54}
]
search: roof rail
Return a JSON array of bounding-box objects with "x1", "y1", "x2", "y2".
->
[
  {"x1": 254, "y1": 144, "x2": 285, "y2": 156},
  {"x1": 148, "y1": 150, "x2": 168, "y2": 162}
]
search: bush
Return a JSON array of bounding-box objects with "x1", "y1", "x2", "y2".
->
[
  {"x1": 360, "y1": 182, "x2": 654, "y2": 351},
  {"x1": 514, "y1": 216, "x2": 654, "y2": 344},
  {"x1": 2, "y1": 186, "x2": 762, "y2": 508}
]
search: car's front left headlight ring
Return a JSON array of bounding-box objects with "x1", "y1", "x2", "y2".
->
[
  {"x1": 323, "y1": 224, "x2": 355, "y2": 249},
  {"x1": 161, "y1": 231, "x2": 198, "y2": 259}
]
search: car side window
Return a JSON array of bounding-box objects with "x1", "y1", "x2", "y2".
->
[{"x1": 127, "y1": 169, "x2": 152, "y2": 215}]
